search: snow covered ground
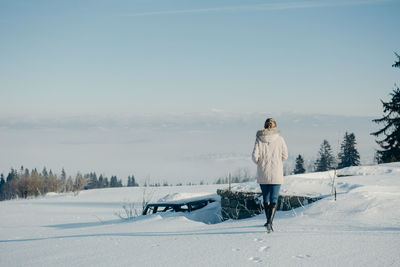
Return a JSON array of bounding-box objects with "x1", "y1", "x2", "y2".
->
[{"x1": 1, "y1": 163, "x2": 400, "y2": 266}]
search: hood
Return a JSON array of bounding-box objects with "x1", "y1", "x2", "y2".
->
[{"x1": 256, "y1": 128, "x2": 280, "y2": 143}]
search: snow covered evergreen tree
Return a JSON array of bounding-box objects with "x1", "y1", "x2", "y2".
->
[
  {"x1": 371, "y1": 53, "x2": 400, "y2": 163},
  {"x1": 314, "y1": 140, "x2": 335, "y2": 172},
  {"x1": 293, "y1": 154, "x2": 306, "y2": 174},
  {"x1": 338, "y1": 132, "x2": 360, "y2": 168}
]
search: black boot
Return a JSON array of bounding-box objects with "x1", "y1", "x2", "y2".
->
[
  {"x1": 263, "y1": 203, "x2": 269, "y2": 227},
  {"x1": 266, "y1": 203, "x2": 277, "y2": 233}
]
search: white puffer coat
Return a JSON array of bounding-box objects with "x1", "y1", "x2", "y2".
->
[{"x1": 252, "y1": 128, "x2": 288, "y2": 185}]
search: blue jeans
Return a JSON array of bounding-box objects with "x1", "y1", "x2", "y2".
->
[{"x1": 260, "y1": 184, "x2": 281, "y2": 204}]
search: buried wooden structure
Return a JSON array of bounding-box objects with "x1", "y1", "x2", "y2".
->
[
  {"x1": 142, "y1": 198, "x2": 216, "y2": 215},
  {"x1": 217, "y1": 189, "x2": 322, "y2": 220}
]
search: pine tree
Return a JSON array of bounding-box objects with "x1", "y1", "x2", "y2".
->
[
  {"x1": 98, "y1": 175, "x2": 104, "y2": 188},
  {"x1": 6, "y1": 168, "x2": 17, "y2": 182},
  {"x1": 131, "y1": 175, "x2": 138, "y2": 186},
  {"x1": 371, "y1": 53, "x2": 400, "y2": 163},
  {"x1": 372, "y1": 88, "x2": 400, "y2": 163},
  {"x1": 61, "y1": 168, "x2": 66, "y2": 180},
  {"x1": 392, "y1": 52, "x2": 400, "y2": 68},
  {"x1": 110, "y1": 176, "x2": 118, "y2": 187},
  {"x1": 293, "y1": 154, "x2": 306, "y2": 174},
  {"x1": 0, "y1": 174, "x2": 5, "y2": 200},
  {"x1": 314, "y1": 140, "x2": 335, "y2": 172},
  {"x1": 60, "y1": 168, "x2": 67, "y2": 192},
  {"x1": 87, "y1": 172, "x2": 98, "y2": 189},
  {"x1": 338, "y1": 132, "x2": 360, "y2": 168},
  {"x1": 42, "y1": 167, "x2": 48, "y2": 178}
]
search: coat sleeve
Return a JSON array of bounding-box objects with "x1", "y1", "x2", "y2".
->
[
  {"x1": 252, "y1": 138, "x2": 260, "y2": 164},
  {"x1": 281, "y1": 137, "x2": 288, "y2": 161}
]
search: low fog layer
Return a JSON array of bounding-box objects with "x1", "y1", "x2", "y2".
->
[{"x1": 0, "y1": 111, "x2": 378, "y2": 184}]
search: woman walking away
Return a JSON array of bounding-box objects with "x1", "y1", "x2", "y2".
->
[{"x1": 252, "y1": 118, "x2": 288, "y2": 233}]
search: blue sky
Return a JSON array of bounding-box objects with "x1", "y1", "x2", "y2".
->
[
  {"x1": 1, "y1": 0, "x2": 399, "y2": 117},
  {"x1": 0, "y1": 0, "x2": 398, "y2": 181}
]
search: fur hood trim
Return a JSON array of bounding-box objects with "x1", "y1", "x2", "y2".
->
[{"x1": 256, "y1": 128, "x2": 280, "y2": 137}]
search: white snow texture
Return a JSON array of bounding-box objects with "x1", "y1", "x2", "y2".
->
[{"x1": 1, "y1": 163, "x2": 400, "y2": 266}]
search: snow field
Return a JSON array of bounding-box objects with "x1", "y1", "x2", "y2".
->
[{"x1": 1, "y1": 163, "x2": 400, "y2": 266}]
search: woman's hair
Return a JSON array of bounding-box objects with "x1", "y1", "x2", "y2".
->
[{"x1": 264, "y1": 118, "x2": 277, "y2": 129}]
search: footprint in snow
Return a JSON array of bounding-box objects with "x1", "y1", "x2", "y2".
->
[
  {"x1": 231, "y1": 248, "x2": 240, "y2": 252},
  {"x1": 253, "y1": 238, "x2": 264, "y2": 243},
  {"x1": 248, "y1": 256, "x2": 262, "y2": 263},
  {"x1": 293, "y1": 254, "x2": 311, "y2": 259},
  {"x1": 258, "y1": 246, "x2": 270, "y2": 252}
]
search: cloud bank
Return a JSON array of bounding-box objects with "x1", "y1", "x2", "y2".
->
[{"x1": 0, "y1": 111, "x2": 378, "y2": 183}]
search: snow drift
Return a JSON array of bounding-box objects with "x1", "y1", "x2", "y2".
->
[{"x1": 0, "y1": 163, "x2": 399, "y2": 266}]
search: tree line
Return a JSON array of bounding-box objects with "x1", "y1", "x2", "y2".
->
[
  {"x1": 215, "y1": 168, "x2": 252, "y2": 184},
  {"x1": 293, "y1": 131, "x2": 360, "y2": 174},
  {"x1": 0, "y1": 167, "x2": 138, "y2": 201},
  {"x1": 294, "y1": 52, "x2": 400, "y2": 174},
  {"x1": 0, "y1": 166, "x2": 210, "y2": 201}
]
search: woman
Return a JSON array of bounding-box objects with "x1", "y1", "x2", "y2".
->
[{"x1": 252, "y1": 118, "x2": 288, "y2": 232}]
